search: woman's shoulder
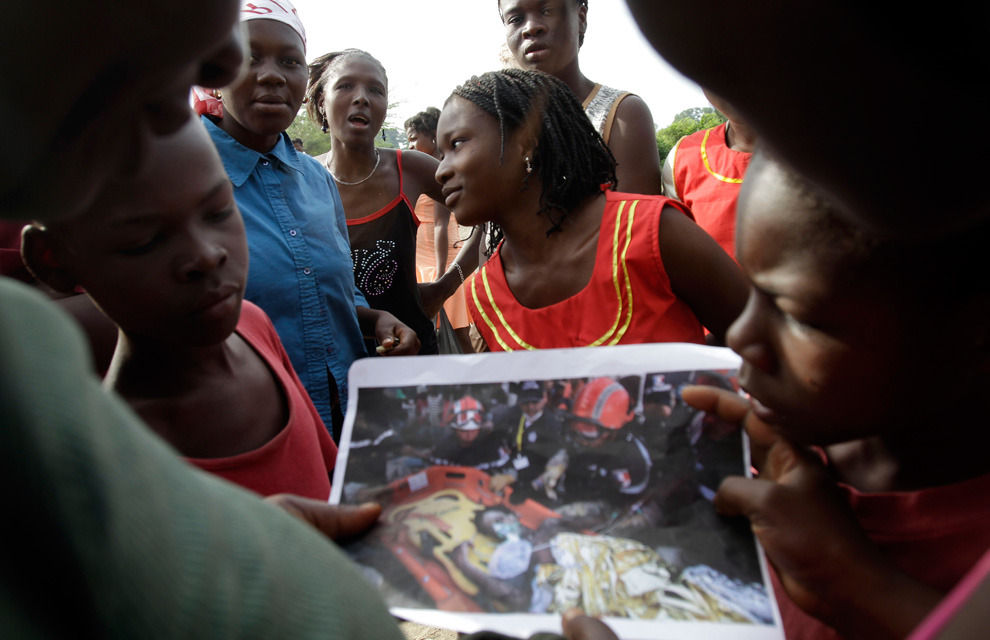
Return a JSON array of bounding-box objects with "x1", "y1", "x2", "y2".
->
[
  {"x1": 394, "y1": 148, "x2": 441, "y2": 200},
  {"x1": 397, "y1": 147, "x2": 440, "y2": 174}
]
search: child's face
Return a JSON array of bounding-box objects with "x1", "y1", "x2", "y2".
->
[
  {"x1": 435, "y1": 96, "x2": 530, "y2": 227},
  {"x1": 322, "y1": 56, "x2": 388, "y2": 146},
  {"x1": 220, "y1": 19, "x2": 307, "y2": 141},
  {"x1": 46, "y1": 123, "x2": 249, "y2": 348},
  {"x1": 729, "y1": 158, "x2": 914, "y2": 445},
  {"x1": 500, "y1": 0, "x2": 586, "y2": 75}
]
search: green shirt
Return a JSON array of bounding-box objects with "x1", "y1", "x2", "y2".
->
[{"x1": 0, "y1": 277, "x2": 403, "y2": 639}]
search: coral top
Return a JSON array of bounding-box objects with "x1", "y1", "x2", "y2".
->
[
  {"x1": 467, "y1": 192, "x2": 704, "y2": 351},
  {"x1": 414, "y1": 194, "x2": 470, "y2": 329},
  {"x1": 188, "y1": 301, "x2": 337, "y2": 499}
]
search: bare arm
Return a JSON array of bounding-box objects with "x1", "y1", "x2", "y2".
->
[
  {"x1": 419, "y1": 229, "x2": 483, "y2": 320},
  {"x1": 658, "y1": 203, "x2": 747, "y2": 344},
  {"x1": 608, "y1": 95, "x2": 663, "y2": 196},
  {"x1": 433, "y1": 202, "x2": 450, "y2": 277}
]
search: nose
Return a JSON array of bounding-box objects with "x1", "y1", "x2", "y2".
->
[
  {"x1": 726, "y1": 288, "x2": 778, "y2": 374},
  {"x1": 256, "y1": 57, "x2": 287, "y2": 86},
  {"x1": 177, "y1": 233, "x2": 228, "y2": 282},
  {"x1": 352, "y1": 86, "x2": 370, "y2": 105},
  {"x1": 435, "y1": 155, "x2": 451, "y2": 186},
  {"x1": 522, "y1": 16, "x2": 547, "y2": 38}
]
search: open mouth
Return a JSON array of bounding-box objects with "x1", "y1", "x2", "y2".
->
[
  {"x1": 524, "y1": 44, "x2": 550, "y2": 60},
  {"x1": 349, "y1": 113, "x2": 371, "y2": 126}
]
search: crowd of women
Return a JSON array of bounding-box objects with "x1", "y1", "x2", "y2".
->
[{"x1": 2, "y1": 0, "x2": 987, "y2": 639}]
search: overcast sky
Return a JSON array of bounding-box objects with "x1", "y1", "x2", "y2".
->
[{"x1": 289, "y1": 0, "x2": 707, "y2": 130}]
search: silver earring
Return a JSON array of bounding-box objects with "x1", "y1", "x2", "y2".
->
[{"x1": 525, "y1": 156, "x2": 532, "y2": 174}]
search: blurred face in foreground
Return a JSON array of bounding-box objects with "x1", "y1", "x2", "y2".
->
[
  {"x1": 26, "y1": 119, "x2": 249, "y2": 348},
  {"x1": 2, "y1": 1, "x2": 244, "y2": 223},
  {"x1": 728, "y1": 154, "x2": 950, "y2": 446}
]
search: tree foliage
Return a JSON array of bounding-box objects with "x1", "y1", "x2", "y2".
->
[
  {"x1": 286, "y1": 103, "x2": 403, "y2": 158},
  {"x1": 655, "y1": 107, "x2": 727, "y2": 162},
  {"x1": 286, "y1": 111, "x2": 331, "y2": 157}
]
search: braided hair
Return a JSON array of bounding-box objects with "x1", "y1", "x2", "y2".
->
[
  {"x1": 449, "y1": 68, "x2": 616, "y2": 253},
  {"x1": 404, "y1": 106, "x2": 441, "y2": 136},
  {"x1": 306, "y1": 49, "x2": 388, "y2": 131}
]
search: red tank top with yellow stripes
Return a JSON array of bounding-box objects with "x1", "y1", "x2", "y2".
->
[{"x1": 468, "y1": 192, "x2": 704, "y2": 351}]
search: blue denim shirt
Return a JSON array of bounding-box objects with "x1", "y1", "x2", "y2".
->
[{"x1": 204, "y1": 117, "x2": 367, "y2": 425}]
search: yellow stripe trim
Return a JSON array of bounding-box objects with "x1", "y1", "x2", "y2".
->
[
  {"x1": 471, "y1": 266, "x2": 517, "y2": 351},
  {"x1": 477, "y1": 200, "x2": 639, "y2": 349},
  {"x1": 481, "y1": 265, "x2": 535, "y2": 350},
  {"x1": 607, "y1": 199, "x2": 636, "y2": 345},
  {"x1": 701, "y1": 127, "x2": 745, "y2": 184}
]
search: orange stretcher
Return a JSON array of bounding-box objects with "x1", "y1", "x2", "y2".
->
[{"x1": 375, "y1": 465, "x2": 558, "y2": 612}]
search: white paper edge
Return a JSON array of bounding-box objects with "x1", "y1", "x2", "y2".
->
[{"x1": 330, "y1": 343, "x2": 785, "y2": 640}]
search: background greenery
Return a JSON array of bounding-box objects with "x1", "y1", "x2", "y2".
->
[
  {"x1": 655, "y1": 106, "x2": 726, "y2": 162},
  {"x1": 288, "y1": 104, "x2": 726, "y2": 162},
  {"x1": 286, "y1": 109, "x2": 404, "y2": 158}
]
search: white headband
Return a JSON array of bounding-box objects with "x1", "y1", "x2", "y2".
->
[{"x1": 241, "y1": 0, "x2": 306, "y2": 49}]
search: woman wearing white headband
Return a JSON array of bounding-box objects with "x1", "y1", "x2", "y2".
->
[{"x1": 199, "y1": 0, "x2": 420, "y2": 439}]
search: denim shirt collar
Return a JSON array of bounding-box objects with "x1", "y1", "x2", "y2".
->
[{"x1": 201, "y1": 116, "x2": 304, "y2": 187}]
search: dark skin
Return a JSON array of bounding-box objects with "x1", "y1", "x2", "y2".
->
[
  {"x1": 406, "y1": 125, "x2": 477, "y2": 352},
  {"x1": 561, "y1": 609, "x2": 619, "y2": 640},
  {"x1": 684, "y1": 385, "x2": 943, "y2": 640},
  {"x1": 672, "y1": 155, "x2": 990, "y2": 638},
  {"x1": 451, "y1": 510, "x2": 570, "y2": 610},
  {"x1": 436, "y1": 96, "x2": 746, "y2": 345},
  {"x1": 6, "y1": 0, "x2": 408, "y2": 624},
  {"x1": 623, "y1": 0, "x2": 989, "y2": 237},
  {"x1": 323, "y1": 56, "x2": 481, "y2": 320},
  {"x1": 3, "y1": 1, "x2": 245, "y2": 223},
  {"x1": 24, "y1": 121, "x2": 288, "y2": 460},
  {"x1": 500, "y1": 0, "x2": 662, "y2": 195},
  {"x1": 218, "y1": 30, "x2": 417, "y2": 355},
  {"x1": 107, "y1": 334, "x2": 286, "y2": 458},
  {"x1": 266, "y1": 496, "x2": 383, "y2": 542}
]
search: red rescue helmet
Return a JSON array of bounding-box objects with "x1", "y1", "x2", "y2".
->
[
  {"x1": 568, "y1": 378, "x2": 632, "y2": 438},
  {"x1": 450, "y1": 396, "x2": 484, "y2": 431}
]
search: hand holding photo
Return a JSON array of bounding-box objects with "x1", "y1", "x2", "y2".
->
[{"x1": 331, "y1": 344, "x2": 784, "y2": 640}]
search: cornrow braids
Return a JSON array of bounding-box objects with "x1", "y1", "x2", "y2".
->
[
  {"x1": 450, "y1": 69, "x2": 616, "y2": 245},
  {"x1": 306, "y1": 49, "x2": 388, "y2": 126}
]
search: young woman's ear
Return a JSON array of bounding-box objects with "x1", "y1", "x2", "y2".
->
[{"x1": 20, "y1": 225, "x2": 80, "y2": 294}]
